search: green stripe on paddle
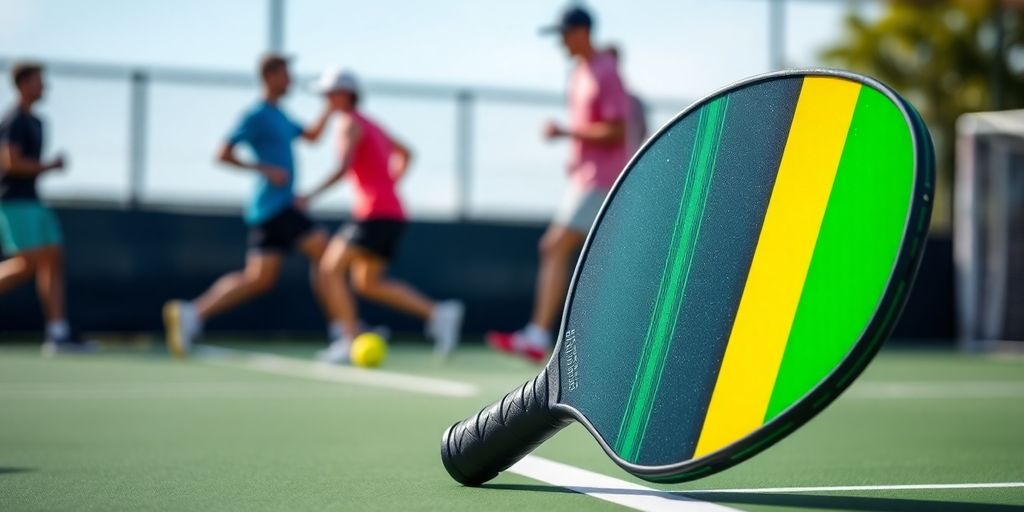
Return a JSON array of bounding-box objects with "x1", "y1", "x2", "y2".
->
[
  {"x1": 763, "y1": 86, "x2": 914, "y2": 421},
  {"x1": 615, "y1": 96, "x2": 730, "y2": 462}
]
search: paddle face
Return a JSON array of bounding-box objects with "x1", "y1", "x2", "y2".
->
[{"x1": 551, "y1": 70, "x2": 933, "y2": 482}]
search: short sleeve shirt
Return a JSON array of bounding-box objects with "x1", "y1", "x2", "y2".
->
[
  {"x1": 567, "y1": 51, "x2": 631, "y2": 190},
  {"x1": 0, "y1": 107, "x2": 44, "y2": 200},
  {"x1": 227, "y1": 101, "x2": 303, "y2": 224}
]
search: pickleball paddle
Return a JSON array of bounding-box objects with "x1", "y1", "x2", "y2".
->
[{"x1": 441, "y1": 69, "x2": 934, "y2": 486}]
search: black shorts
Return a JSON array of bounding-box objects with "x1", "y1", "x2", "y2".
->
[
  {"x1": 339, "y1": 219, "x2": 406, "y2": 260},
  {"x1": 248, "y1": 207, "x2": 318, "y2": 253}
]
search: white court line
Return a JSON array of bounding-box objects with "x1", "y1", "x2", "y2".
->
[
  {"x1": 194, "y1": 346, "x2": 736, "y2": 511},
  {"x1": 682, "y1": 482, "x2": 1024, "y2": 493},
  {"x1": 509, "y1": 455, "x2": 742, "y2": 512},
  {"x1": 193, "y1": 345, "x2": 478, "y2": 398},
  {"x1": 189, "y1": 347, "x2": 1021, "y2": 511},
  {"x1": 509, "y1": 456, "x2": 1023, "y2": 512}
]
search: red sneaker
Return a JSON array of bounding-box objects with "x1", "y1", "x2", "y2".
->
[
  {"x1": 487, "y1": 330, "x2": 549, "y2": 364},
  {"x1": 486, "y1": 331, "x2": 517, "y2": 354},
  {"x1": 520, "y1": 345, "x2": 549, "y2": 365}
]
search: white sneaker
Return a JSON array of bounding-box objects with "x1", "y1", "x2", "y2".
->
[
  {"x1": 317, "y1": 339, "x2": 352, "y2": 365},
  {"x1": 163, "y1": 300, "x2": 200, "y2": 359},
  {"x1": 428, "y1": 300, "x2": 464, "y2": 359},
  {"x1": 41, "y1": 331, "x2": 99, "y2": 357}
]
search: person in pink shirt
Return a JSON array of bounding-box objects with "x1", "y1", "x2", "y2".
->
[
  {"x1": 489, "y1": 6, "x2": 630, "y2": 363},
  {"x1": 607, "y1": 44, "x2": 650, "y2": 155},
  {"x1": 299, "y1": 68, "x2": 463, "y2": 364}
]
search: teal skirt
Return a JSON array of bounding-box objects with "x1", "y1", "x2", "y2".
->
[{"x1": 0, "y1": 200, "x2": 63, "y2": 254}]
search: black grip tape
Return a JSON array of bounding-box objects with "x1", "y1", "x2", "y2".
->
[{"x1": 440, "y1": 367, "x2": 569, "y2": 486}]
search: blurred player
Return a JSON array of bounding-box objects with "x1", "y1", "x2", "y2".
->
[
  {"x1": 299, "y1": 68, "x2": 463, "y2": 364},
  {"x1": 488, "y1": 6, "x2": 630, "y2": 362},
  {"x1": 606, "y1": 44, "x2": 649, "y2": 155},
  {"x1": 0, "y1": 62, "x2": 93, "y2": 354},
  {"x1": 163, "y1": 54, "x2": 335, "y2": 357}
]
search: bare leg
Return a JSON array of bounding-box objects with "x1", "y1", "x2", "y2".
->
[
  {"x1": 530, "y1": 225, "x2": 585, "y2": 331},
  {"x1": 297, "y1": 230, "x2": 331, "y2": 318},
  {"x1": 0, "y1": 253, "x2": 36, "y2": 295},
  {"x1": 193, "y1": 252, "x2": 282, "y2": 321},
  {"x1": 33, "y1": 245, "x2": 65, "y2": 322},
  {"x1": 350, "y1": 249, "x2": 434, "y2": 320},
  {"x1": 318, "y1": 237, "x2": 360, "y2": 337}
]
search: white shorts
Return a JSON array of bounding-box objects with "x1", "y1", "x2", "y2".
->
[{"x1": 553, "y1": 186, "x2": 610, "y2": 235}]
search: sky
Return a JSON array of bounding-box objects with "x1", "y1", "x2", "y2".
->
[{"x1": 0, "y1": 0, "x2": 876, "y2": 219}]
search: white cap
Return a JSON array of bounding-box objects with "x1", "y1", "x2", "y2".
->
[{"x1": 313, "y1": 67, "x2": 360, "y2": 94}]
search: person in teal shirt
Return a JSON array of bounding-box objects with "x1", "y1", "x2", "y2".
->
[
  {"x1": 228, "y1": 97, "x2": 303, "y2": 225},
  {"x1": 163, "y1": 54, "x2": 341, "y2": 356}
]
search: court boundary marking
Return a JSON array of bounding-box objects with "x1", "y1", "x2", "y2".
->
[
  {"x1": 193, "y1": 344, "x2": 478, "y2": 397},
  {"x1": 188, "y1": 345, "x2": 1022, "y2": 512},
  {"x1": 510, "y1": 455, "x2": 742, "y2": 511},
  {"x1": 509, "y1": 456, "x2": 1024, "y2": 512},
  {"x1": 681, "y1": 481, "x2": 1024, "y2": 493}
]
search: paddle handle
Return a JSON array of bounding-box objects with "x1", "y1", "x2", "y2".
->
[{"x1": 441, "y1": 367, "x2": 569, "y2": 486}]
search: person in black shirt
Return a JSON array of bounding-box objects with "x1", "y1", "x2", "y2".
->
[{"x1": 0, "y1": 62, "x2": 91, "y2": 353}]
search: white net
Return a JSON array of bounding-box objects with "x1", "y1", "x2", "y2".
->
[{"x1": 955, "y1": 109, "x2": 1024, "y2": 351}]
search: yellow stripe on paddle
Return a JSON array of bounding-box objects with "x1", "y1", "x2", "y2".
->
[{"x1": 693, "y1": 77, "x2": 861, "y2": 457}]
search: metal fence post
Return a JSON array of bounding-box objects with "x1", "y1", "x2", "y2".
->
[
  {"x1": 128, "y1": 71, "x2": 148, "y2": 209},
  {"x1": 268, "y1": 0, "x2": 285, "y2": 53},
  {"x1": 769, "y1": 0, "x2": 786, "y2": 70},
  {"x1": 455, "y1": 90, "x2": 474, "y2": 220}
]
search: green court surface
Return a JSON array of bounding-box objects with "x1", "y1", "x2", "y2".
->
[{"x1": 1, "y1": 340, "x2": 1022, "y2": 511}]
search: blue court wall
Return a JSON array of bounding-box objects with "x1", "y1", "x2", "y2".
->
[{"x1": 0, "y1": 206, "x2": 955, "y2": 342}]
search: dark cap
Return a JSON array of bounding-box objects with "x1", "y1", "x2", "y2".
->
[
  {"x1": 258, "y1": 53, "x2": 290, "y2": 76},
  {"x1": 10, "y1": 60, "x2": 43, "y2": 86},
  {"x1": 540, "y1": 6, "x2": 593, "y2": 35}
]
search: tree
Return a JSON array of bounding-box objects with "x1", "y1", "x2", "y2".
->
[{"x1": 822, "y1": 0, "x2": 1024, "y2": 231}]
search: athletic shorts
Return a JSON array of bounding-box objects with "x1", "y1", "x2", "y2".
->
[
  {"x1": 552, "y1": 186, "x2": 610, "y2": 235},
  {"x1": 0, "y1": 200, "x2": 63, "y2": 255},
  {"x1": 248, "y1": 207, "x2": 318, "y2": 253},
  {"x1": 339, "y1": 219, "x2": 406, "y2": 261}
]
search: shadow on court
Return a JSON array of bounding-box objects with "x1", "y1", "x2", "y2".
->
[
  {"x1": 0, "y1": 467, "x2": 35, "y2": 476},
  {"x1": 481, "y1": 483, "x2": 1020, "y2": 511}
]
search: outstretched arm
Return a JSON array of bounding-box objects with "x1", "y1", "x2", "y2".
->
[
  {"x1": 300, "y1": 106, "x2": 333, "y2": 142},
  {"x1": 301, "y1": 118, "x2": 363, "y2": 204},
  {"x1": 545, "y1": 119, "x2": 626, "y2": 145}
]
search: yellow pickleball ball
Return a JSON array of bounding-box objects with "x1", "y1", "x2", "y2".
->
[{"x1": 350, "y1": 332, "x2": 388, "y2": 368}]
